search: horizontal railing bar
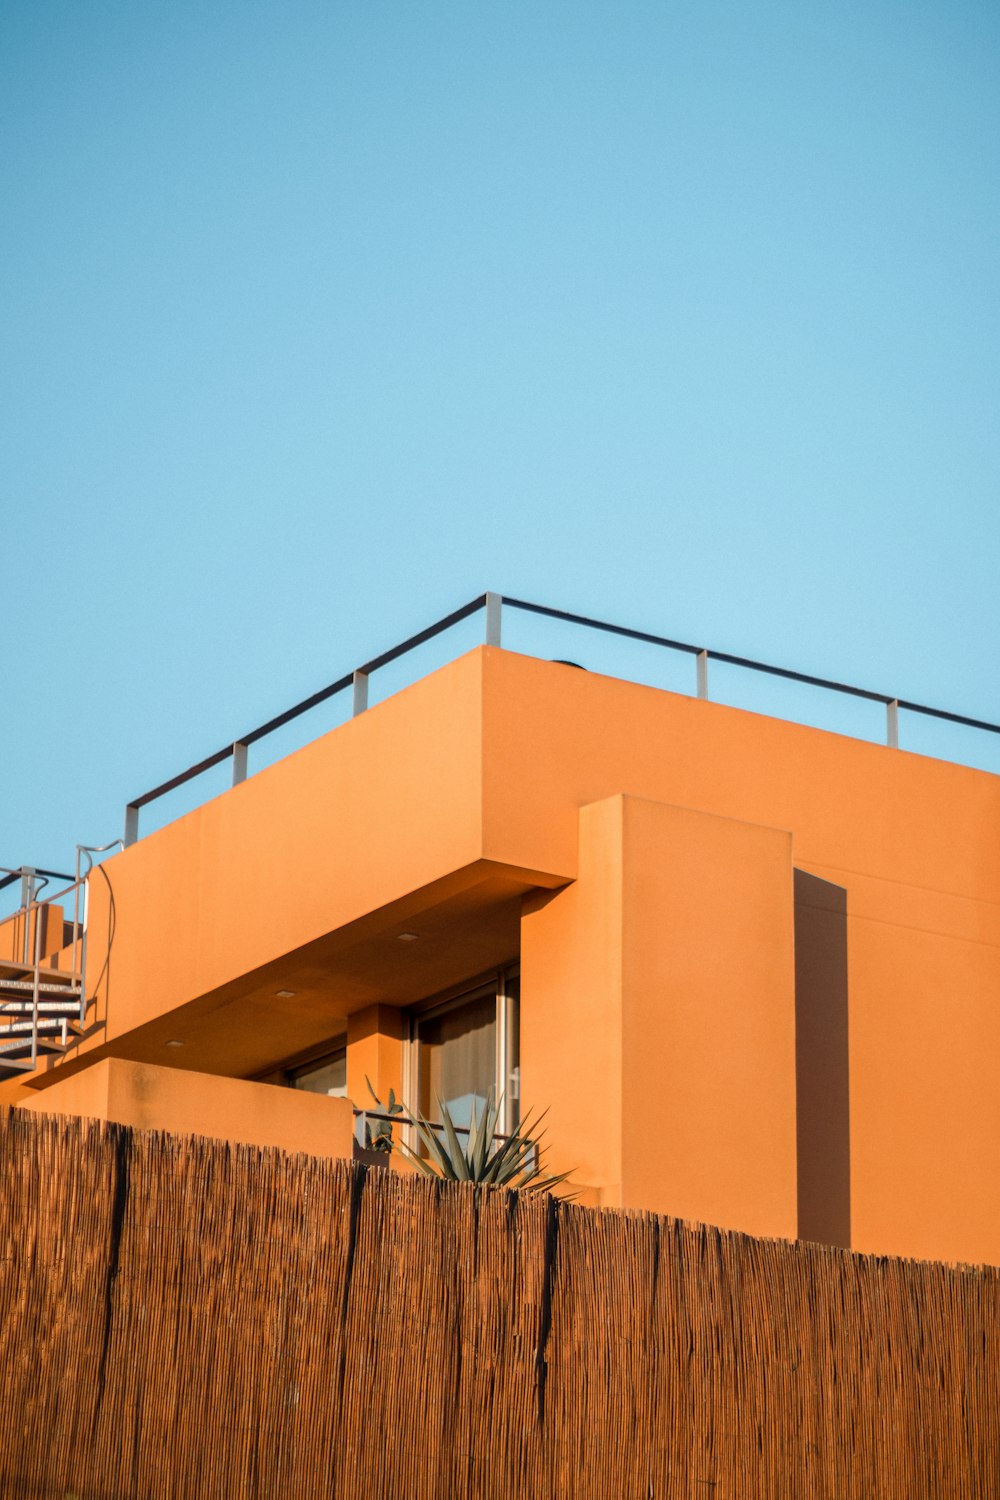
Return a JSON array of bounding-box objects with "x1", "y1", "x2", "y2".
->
[
  {"x1": 118, "y1": 590, "x2": 998, "y2": 836},
  {"x1": 130, "y1": 746, "x2": 235, "y2": 810},
  {"x1": 127, "y1": 595, "x2": 491, "y2": 812},
  {"x1": 501, "y1": 596, "x2": 703, "y2": 657},
  {"x1": 895, "y1": 699, "x2": 1000, "y2": 735},
  {"x1": 0, "y1": 867, "x2": 75, "y2": 892},
  {"x1": 354, "y1": 1105, "x2": 518, "y2": 1144},
  {"x1": 503, "y1": 597, "x2": 890, "y2": 703},
  {"x1": 240, "y1": 673, "x2": 354, "y2": 749},
  {"x1": 706, "y1": 650, "x2": 891, "y2": 705},
  {"x1": 357, "y1": 594, "x2": 488, "y2": 678},
  {"x1": 503, "y1": 596, "x2": 1000, "y2": 733},
  {"x1": 245, "y1": 595, "x2": 487, "y2": 744},
  {"x1": 26, "y1": 883, "x2": 81, "y2": 910}
]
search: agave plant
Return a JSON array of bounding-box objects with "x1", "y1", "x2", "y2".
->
[
  {"x1": 364, "y1": 1079, "x2": 406, "y2": 1152},
  {"x1": 367, "y1": 1083, "x2": 572, "y2": 1194}
]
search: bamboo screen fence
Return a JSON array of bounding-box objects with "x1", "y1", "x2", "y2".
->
[{"x1": 0, "y1": 1109, "x2": 997, "y2": 1499}]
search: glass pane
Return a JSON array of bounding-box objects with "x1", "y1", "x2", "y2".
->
[
  {"x1": 505, "y1": 974, "x2": 520, "y2": 1130},
  {"x1": 416, "y1": 992, "x2": 496, "y2": 1129},
  {"x1": 293, "y1": 1051, "x2": 347, "y2": 1097}
]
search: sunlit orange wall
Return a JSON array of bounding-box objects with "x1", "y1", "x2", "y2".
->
[
  {"x1": 482, "y1": 651, "x2": 1000, "y2": 1264},
  {"x1": 346, "y1": 1005, "x2": 404, "y2": 1104},
  {"x1": 0, "y1": 903, "x2": 67, "y2": 966},
  {"x1": 62, "y1": 646, "x2": 1000, "y2": 1265},
  {"x1": 522, "y1": 795, "x2": 796, "y2": 1238},
  {"x1": 83, "y1": 652, "x2": 490, "y2": 1044},
  {"x1": 18, "y1": 1057, "x2": 354, "y2": 1160}
]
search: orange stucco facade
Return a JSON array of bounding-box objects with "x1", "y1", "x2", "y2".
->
[
  {"x1": 18, "y1": 1057, "x2": 355, "y2": 1160},
  {"x1": 4, "y1": 645, "x2": 999, "y2": 1265}
]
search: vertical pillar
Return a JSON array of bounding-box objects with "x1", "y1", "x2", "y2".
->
[
  {"x1": 521, "y1": 794, "x2": 798, "y2": 1238},
  {"x1": 696, "y1": 650, "x2": 709, "y2": 699},
  {"x1": 484, "y1": 592, "x2": 502, "y2": 648},
  {"x1": 19, "y1": 868, "x2": 36, "y2": 965},
  {"x1": 886, "y1": 700, "x2": 899, "y2": 748},
  {"x1": 346, "y1": 1004, "x2": 404, "y2": 1107},
  {"x1": 521, "y1": 800, "x2": 624, "y2": 1206},
  {"x1": 232, "y1": 742, "x2": 249, "y2": 785}
]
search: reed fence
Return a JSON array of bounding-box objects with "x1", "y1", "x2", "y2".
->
[{"x1": 0, "y1": 1109, "x2": 996, "y2": 1498}]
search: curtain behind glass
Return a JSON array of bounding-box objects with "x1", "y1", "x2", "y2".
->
[{"x1": 416, "y1": 992, "x2": 496, "y2": 1128}]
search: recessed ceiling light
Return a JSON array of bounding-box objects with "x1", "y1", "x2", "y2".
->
[
  {"x1": 166, "y1": 1039, "x2": 184, "y2": 1048},
  {"x1": 397, "y1": 932, "x2": 418, "y2": 942},
  {"x1": 275, "y1": 989, "x2": 296, "y2": 998}
]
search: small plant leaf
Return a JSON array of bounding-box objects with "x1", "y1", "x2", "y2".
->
[
  {"x1": 360, "y1": 1082, "x2": 572, "y2": 1195},
  {"x1": 438, "y1": 1097, "x2": 473, "y2": 1182}
]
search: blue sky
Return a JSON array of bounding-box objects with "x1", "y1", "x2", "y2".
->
[{"x1": 3, "y1": 0, "x2": 998, "y2": 875}]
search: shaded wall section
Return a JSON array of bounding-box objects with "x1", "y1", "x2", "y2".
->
[
  {"x1": 794, "y1": 870, "x2": 851, "y2": 1247},
  {"x1": 0, "y1": 1111, "x2": 997, "y2": 1499}
]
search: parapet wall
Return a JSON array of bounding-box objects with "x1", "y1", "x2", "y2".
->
[{"x1": 0, "y1": 1110, "x2": 996, "y2": 1498}]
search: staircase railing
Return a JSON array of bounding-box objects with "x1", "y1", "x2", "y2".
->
[{"x1": 0, "y1": 843, "x2": 120, "y2": 1074}]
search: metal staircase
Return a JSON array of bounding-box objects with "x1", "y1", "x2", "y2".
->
[
  {"x1": 0, "y1": 852, "x2": 112, "y2": 1076},
  {"x1": 0, "y1": 967, "x2": 85, "y2": 1071}
]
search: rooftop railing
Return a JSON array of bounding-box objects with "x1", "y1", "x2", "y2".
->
[{"x1": 122, "y1": 592, "x2": 1000, "y2": 846}]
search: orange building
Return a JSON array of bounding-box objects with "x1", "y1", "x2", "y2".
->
[{"x1": 3, "y1": 595, "x2": 999, "y2": 1268}]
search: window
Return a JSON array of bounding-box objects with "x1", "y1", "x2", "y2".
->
[
  {"x1": 409, "y1": 969, "x2": 519, "y2": 1134},
  {"x1": 290, "y1": 1044, "x2": 347, "y2": 1098}
]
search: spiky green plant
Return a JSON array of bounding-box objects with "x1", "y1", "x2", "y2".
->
[{"x1": 368, "y1": 1084, "x2": 572, "y2": 1194}]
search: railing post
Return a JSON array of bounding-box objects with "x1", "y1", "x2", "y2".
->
[
  {"x1": 352, "y1": 670, "x2": 369, "y2": 715},
  {"x1": 124, "y1": 804, "x2": 139, "y2": 848},
  {"x1": 232, "y1": 741, "x2": 249, "y2": 785},
  {"x1": 696, "y1": 650, "x2": 709, "y2": 700},
  {"x1": 79, "y1": 875, "x2": 89, "y2": 1023},
  {"x1": 19, "y1": 868, "x2": 35, "y2": 964},
  {"x1": 485, "y1": 593, "x2": 502, "y2": 648},
  {"x1": 886, "y1": 700, "x2": 899, "y2": 748},
  {"x1": 71, "y1": 853, "x2": 80, "y2": 981},
  {"x1": 30, "y1": 899, "x2": 41, "y2": 1069}
]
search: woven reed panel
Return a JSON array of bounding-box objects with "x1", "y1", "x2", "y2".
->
[{"x1": 0, "y1": 1110, "x2": 996, "y2": 1498}]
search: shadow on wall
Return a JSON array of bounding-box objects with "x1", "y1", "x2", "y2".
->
[{"x1": 794, "y1": 870, "x2": 850, "y2": 1248}]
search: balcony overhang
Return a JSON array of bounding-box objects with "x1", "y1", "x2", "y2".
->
[{"x1": 36, "y1": 648, "x2": 575, "y2": 1086}]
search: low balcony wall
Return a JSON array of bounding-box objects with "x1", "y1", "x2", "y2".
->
[{"x1": 16, "y1": 1057, "x2": 354, "y2": 1161}]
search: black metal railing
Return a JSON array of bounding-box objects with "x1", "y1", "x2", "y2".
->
[
  {"x1": 351, "y1": 1105, "x2": 532, "y2": 1166},
  {"x1": 121, "y1": 591, "x2": 1000, "y2": 845}
]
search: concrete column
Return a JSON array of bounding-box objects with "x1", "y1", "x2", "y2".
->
[
  {"x1": 521, "y1": 793, "x2": 798, "y2": 1239},
  {"x1": 346, "y1": 1004, "x2": 404, "y2": 1108}
]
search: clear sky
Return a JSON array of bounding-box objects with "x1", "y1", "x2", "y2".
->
[{"x1": 3, "y1": 0, "x2": 998, "y2": 875}]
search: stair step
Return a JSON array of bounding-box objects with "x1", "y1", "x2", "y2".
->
[
  {"x1": 0, "y1": 1019, "x2": 71, "y2": 1036},
  {"x1": 0, "y1": 980, "x2": 82, "y2": 999},
  {"x1": 0, "y1": 1038, "x2": 69, "y2": 1059},
  {"x1": 0, "y1": 960, "x2": 79, "y2": 985},
  {"x1": 0, "y1": 999, "x2": 83, "y2": 1015}
]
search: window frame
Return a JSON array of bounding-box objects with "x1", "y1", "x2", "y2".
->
[
  {"x1": 287, "y1": 1040, "x2": 348, "y2": 1098},
  {"x1": 406, "y1": 965, "x2": 519, "y2": 1136}
]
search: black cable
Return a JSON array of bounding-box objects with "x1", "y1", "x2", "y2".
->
[{"x1": 87, "y1": 860, "x2": 116, "y2": 1005}]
